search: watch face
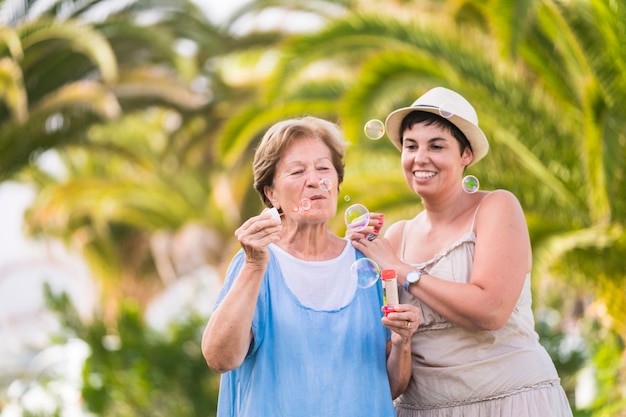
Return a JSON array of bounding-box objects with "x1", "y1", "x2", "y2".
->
[{"x1": 407, "y1": 271, "x2": 419, "y2": 284}]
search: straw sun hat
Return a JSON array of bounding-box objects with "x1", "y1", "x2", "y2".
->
[{"x1": 384, "y1": 87, "x2": 489, "y2": 165}]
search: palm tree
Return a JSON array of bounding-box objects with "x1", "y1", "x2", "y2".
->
[
  {"x1": 0, "y1": 2, "x2": 203, "y2": 311},
  {"x1": 0, "y1": 18, "x2": 122, "y2": 179},
  {"x1": 1, "y1": 0, "x2": 319, "y2": 317}
]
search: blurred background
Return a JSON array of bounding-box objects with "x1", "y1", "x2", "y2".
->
[{"x1": 0, "y1": 0, "x2": 624, "y2": 416}]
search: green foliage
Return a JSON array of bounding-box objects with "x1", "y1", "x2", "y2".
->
[
  {"x1": 44, "y1": 284, "x2": 220, "y2": 417},
  {"x1": 535, "y1": 308, "x2": 587, "y2": 405},
  {"x1": 585, "y1": 323, "x2": 626, "y2": 416}
]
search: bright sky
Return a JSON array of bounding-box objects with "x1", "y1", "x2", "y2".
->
[
  {"x1": 0, "y1": 182, "x2": 96, "y2": 374},
  {"x1": 201, "y1": 0, "x2": 249, "y2": 23},
  {"x1": 0, "y1": 183, "x2": 35, "y2": 262}
]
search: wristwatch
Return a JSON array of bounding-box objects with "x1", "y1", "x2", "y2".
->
[{"x1": 404, "y1": 269, "x2": 425, "y2": 291}]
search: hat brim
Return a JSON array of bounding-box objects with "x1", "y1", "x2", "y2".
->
[{"x1": 384, "y1": 106, "x2": 489, "y2": 166}]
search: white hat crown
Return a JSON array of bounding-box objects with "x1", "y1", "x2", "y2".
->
[
  {"x1": 384, "y1": 87, "x2": 489, "y2": 165},
  {"x1": 410, "y1": 87, "x2": 478, "y2": 125}
]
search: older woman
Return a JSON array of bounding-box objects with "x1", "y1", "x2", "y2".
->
[
  {"x1": 202, "y1": 116, "x2": 421, "y2": 417},
  {"x1": 352, "y1": 87, "x2": 573, "y2": 416}
]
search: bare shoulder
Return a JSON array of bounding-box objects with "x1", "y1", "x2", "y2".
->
[
  {"x1": 476, "y1": 189, "x2": 526, "y2": 224},
  {"x1": 474, "y1": 190, "x2": 532, "y2": 270},
  {"x1": 479, "y1": 189, "x2": 522, "y2": 209}
]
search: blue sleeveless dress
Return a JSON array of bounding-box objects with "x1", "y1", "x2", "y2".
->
[{"x1": 213, "y1": 246, "x2": 396, "y2": 417}]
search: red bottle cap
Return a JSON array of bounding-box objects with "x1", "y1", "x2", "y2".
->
[{"x1": 381, "y1": 269, "x2": 397, "y2": 280}]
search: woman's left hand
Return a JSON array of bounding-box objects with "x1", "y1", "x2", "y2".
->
[{"x1": 383, "y1": 304, "x2": 421, "y2": 342}]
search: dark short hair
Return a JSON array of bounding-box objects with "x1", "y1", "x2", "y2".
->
[{"x1": 399, "y1": 111, "x2": 472, "y2": 155}]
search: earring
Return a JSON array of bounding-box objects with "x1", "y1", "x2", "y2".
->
[{"x1": 462, "y1": 175, "x2": 480, "y2": 193}]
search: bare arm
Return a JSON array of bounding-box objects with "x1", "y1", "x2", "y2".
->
[
  {"x1": 405, "y1": 191, "x2": 529, "y2": 330},
  {"x1": 201, "y1": 210, "x2": 282, "y2": 373}
]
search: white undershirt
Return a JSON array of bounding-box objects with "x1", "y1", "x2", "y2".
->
[{"x1": 270, "y1": 240, "x2": 357, "y2": 310}]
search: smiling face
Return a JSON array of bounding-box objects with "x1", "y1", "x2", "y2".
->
[
  {"x1": 264, "y1": 137, "x2": 339, "y2": 223},
  {"x1": 401, "y1": 122, "x2": 473, "y2": 198}
]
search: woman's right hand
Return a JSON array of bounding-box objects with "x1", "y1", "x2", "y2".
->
[{"x1": 235, "y1": 208, "x2": 283, "y2": 267}]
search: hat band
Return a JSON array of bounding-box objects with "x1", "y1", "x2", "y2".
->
[{"x1": 413, "y1": 104, "x2": 439, "y2": 109}]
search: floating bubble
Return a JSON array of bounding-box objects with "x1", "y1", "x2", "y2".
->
[
  {"x1": 319, "y1": 178, "x2": 332, "y2": 192},
  {"x1": 462, "y1": 175, "x2": 480, "y2": 193},
  {"x1": 300, "y1": 198, "x2": 312, "y2": 211},
  {"x1": 345, "y1": 203, "x2": 370, "y2": 231},
  {"x1": 438, "y1": 102, "x2": 455, "y2": 119},
  {"x1": 350, "y1": 257, "x2": 381, "y2": 288},
  {"x1": 281, "y1": 198, "x2": 312, "y2": 216},
  {"x1": 344, "y1": 195, "x2": 351, "y2": 202},
  {"x1": 364, "y1": 119, "x2": 385, "y2": 140}
]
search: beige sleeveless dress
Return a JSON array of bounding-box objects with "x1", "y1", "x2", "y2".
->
[{"x1": 394, "y1": 204, "x2": 573, "y2": 416}]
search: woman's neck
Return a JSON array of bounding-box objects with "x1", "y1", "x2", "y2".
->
[
  {"x1": 420, "y1": 189, "x2": 483, "y2": 227},
  {"x1": 275, "y1": 223, "x2": 344, "y2": 261}
]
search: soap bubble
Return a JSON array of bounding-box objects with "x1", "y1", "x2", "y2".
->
[
  {"x1": 462, "y1": 175, "x2": 480, "y2": 193},
  {"x1": 297, "y1": 198, "x2": 312, "y2": 211},
  {"x1": 319, "y1": 178, "x2": 332, "y2": 192},
  {"x1": 344, "y1": 203, "x2": 370, "y2": 231},
  {"x1": 438, "y1": 103, "x2": 455, "y2": 119},
  {"x1": 283, "y1": 198, "x2": 312, "y2": 215},
  {"x1": 364, "y1": 119, "x2": 385, "y2": 140},
  {"x1": 351, "y1": 257, "x2": 381, "y2": 288}
]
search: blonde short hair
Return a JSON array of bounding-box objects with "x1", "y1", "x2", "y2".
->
[{"x1": 253, "y1": 116, "x2": 346, "y2": 208}]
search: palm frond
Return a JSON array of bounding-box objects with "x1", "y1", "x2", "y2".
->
[
  {"x1": 0, "y1": 56, "x2": 28, "y2": 122},
  {"x1": 19, "y1": 18, "x2": 118, "y2": 83}
]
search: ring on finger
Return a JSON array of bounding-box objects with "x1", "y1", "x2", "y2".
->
[{"x1": 366, "y1": 233, "x2": 376, "y2": 241}]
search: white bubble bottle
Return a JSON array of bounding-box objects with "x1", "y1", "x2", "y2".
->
[{"x1": 381, "y1": 269, "x2": 399, "y2": 316}]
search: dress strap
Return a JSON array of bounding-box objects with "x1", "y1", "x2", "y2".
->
[
  {"x1": 399, "y1": 220, "x2": 409, "y2": 261},
  {"x1": 469, "y1": 204, "x2": 481, "y2": 233}
]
